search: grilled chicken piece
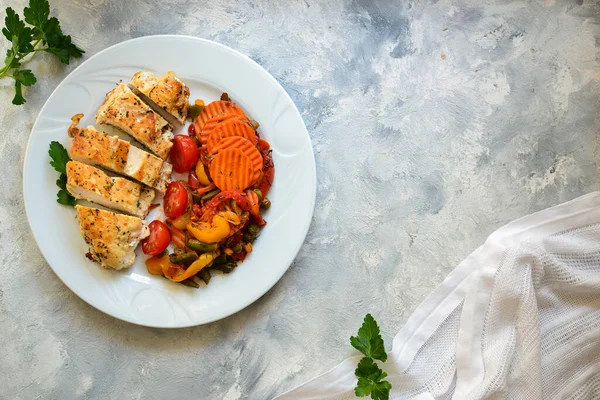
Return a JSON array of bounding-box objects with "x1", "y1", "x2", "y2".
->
[
  {"x1": 66, "y1": 161, "x2": 155, "y2": 218},
  {"x1": 68, "y1": 114, "x2": 172, "y2": 194},
  {"x1": 96, "y1": 84, "x2": 173, "y2": 159},
  {"x1": 129, "y1": 71, "x2": 190, "y2": 126},
  {"x1": 75, "y1": 205, "x2": 149, "y2": 270}
]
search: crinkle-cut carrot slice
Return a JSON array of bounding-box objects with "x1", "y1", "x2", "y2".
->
[
  {"x1": 195, "y1": 101, "x2": 247, "y2": 131},
  {"x1": 196, "y1": 114, "x2": 247, "y2": 146},
  {"x1": 209, "y1": 136, "x2": 263, "y2": 184},
  {"x1": 209, "y1": 148, "x2": 255, "y2": 191},
  {"x1": 206, "y1": 120, "x2": 257, "y2": 154}
]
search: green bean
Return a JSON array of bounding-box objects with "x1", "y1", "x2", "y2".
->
[
  {"x1": 233, "y1": 243, "x2": 243, "y2": 253},
  {"x1": 181, "y1": 279, "x2": 200, "y2": 288},
  {"x1": 169, "y1": 252, "x2": 198, "y2": 266},
  {"x1": 198, "y1": 269, "x2": 211, "y2": 285},
  {"x1": 192, "y1": 192, "x2": 203, "y2": 204},
  {"x1": 261, "y1": 198, "x2": 271, "y2": 209},
  {"x1": 201, "y1": 189, "x2": 221, "y2": 201},
  {"x1": 231, "y1": 200, "x2": 242, "y2": 215},
  {"x1": 211, "y1": 263, "x2": 237, "y2": 274},
  {"x1": 253, "y1": 189, "x2": 263, "y2": 201},
  {"x1": 211, "y1": 254, "x2": 228, "y2": 265},
  {"x1": 186, "y1": 239, "x2": 218, "y2": 253},
  {"x1": 248, "y1": 224, "x2": 260, "y2": 235}
]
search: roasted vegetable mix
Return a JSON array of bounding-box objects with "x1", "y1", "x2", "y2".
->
[{"x1": 143, "y1": 94, "x2": 274, "y2": 287}]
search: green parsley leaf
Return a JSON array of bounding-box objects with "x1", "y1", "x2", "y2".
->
[
  {"x1": 23, "y1": 0, "x2": 49, "y2": 29},
  {"x1": 56, "y1": 174, "x2": 66, "y2": 190},
  {"x1": 350, "y1": 313, "x2": 388, "y2": 362},
  {"x1": 354, "y1": 358, "x2": 392, "y2": 400},
  {"x1": 2, "y1": 7, "x2": 33, "y2": 53},
  {"x1": 12, "y1": 79, "x2": 25, "y2": 105},
  {"x1": 48, "y1": 142, "x2": 75, "y2": 206},
  {"x1": 2, "y1": 1, "x2": 84, "y2": 105},
  {"x1": 14, "y1": 69, "x2": 36, "y2": 85},
  {"x1": 48, "y1": 140, "x2": 70, "y2": 174},
  {"x1": 57, "y1": 188, "x2": 76, "y2": 206}
]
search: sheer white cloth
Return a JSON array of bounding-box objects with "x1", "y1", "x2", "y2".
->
[{"x1": 277, "y1": 192, "x2": 600, "y2": 400}]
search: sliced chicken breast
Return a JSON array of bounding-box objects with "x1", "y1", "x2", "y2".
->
[
  {"x1": 75, "y1": 205, "x2": 149, "y2": 270},
  {"x1": 96, "y1": 83, "x2": 173, "y2": 159},
  {"x1": 66, "y1": 161, "x2": 155, "y2": 218},
  {"x1": 68, "y1": 114, "x2": 172, "y2": 194},
  {"x1": 129, "y1": 71, "x2": 190, "y2": 126}
]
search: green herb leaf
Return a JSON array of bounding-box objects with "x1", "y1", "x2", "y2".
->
[
  {"x1": 56, "y1": 174, "x2": 66, "y2": 190},
  {"x1": 2, "y1": 7, "x2": 33, "y2": 53},
  {"x1": 2, "y1": 1, "x2": 84, "y2": 105},
  {"x1": 23, "y1": 0, "x2": 49, "y2": 28},
  {"x1": 350, "y1": 314, "x2": 388, "y2": 362},
  {"x1": 48, "y1": 142, "x2": 75, "y2": 206},
  {"x1": 48, "y1": 140, "x2": 70, "y2": 174},
  {"x1": 12, "y1": 79, "x2": 25, "y2": 105},
  {"x1": 14, "y1": 68, "x2": 36, "y2": 85},
  {"x1": 354, "y1": 358, "x2": 392, "y2": 400},
  {"x1": 57, "y1": 188, "x2": 76, "y2": 206}
]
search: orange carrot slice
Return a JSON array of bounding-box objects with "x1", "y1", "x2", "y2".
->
[
  {"x1": 206, "y1": 119, "x2": 257, "y2": 154},
  {"x1": 209, "y1": 136, "x2": 263, "y2": 184},
  {"x1": 195, "y1": 101, "x2": 247, "y2": 132},
  {"x1": 198, "y1": 114, "x2": 247, "y2": 147},
  {"x1": 209, "y1": 148, "x2": 255, "y2": 191}
]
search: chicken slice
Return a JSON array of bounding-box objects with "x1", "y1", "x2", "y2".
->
[
  {"x1": 75, "y1": 205, "x2": 149, "y2": 270},
  {"x1": 96, "y1": 83, "x2": 173, "y2": 159},
  {"x1": 129, "y1": 71, "x2": 190, "y2": 126},
  {"x1": 66, "y1": 161, "x2": 155, "y2": 218},
  {"x1": 68, "y1": 114, "x2": 172, "y2": 194}
]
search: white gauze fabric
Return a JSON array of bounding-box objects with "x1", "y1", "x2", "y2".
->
[{"x1": 276, "y1": 192, "x2": 600, "y2": 400}]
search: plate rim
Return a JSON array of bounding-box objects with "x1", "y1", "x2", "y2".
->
[{"x1": 22, "y1": 34, "x2": 317, "y2": 328}]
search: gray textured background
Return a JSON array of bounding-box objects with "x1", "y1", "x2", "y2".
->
[{"x1": 1, "y1": 0, "x2": 600, "y2": 398}]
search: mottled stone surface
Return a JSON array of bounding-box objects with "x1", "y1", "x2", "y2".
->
[{"x1": 1, "y1": 0, "x2": 599, "y2": 398}]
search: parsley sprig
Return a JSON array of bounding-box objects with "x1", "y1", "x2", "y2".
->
[
  {"x1": 351, "y1": 314, "x2": 392, "y2": 400},
  {"x1": 48, "y1": 141, "x2": 76, "y2": 206},
  {"x1": 1, "y1": 0, "x2": 84, "y2": 105}
]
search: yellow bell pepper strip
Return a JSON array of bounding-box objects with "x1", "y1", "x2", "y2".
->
[
  {"x1": 164, "y1": 253, "x2": 214, "y2": 282},
  {"x1": 145, "y1": 254, "x2": 170, "y2": 276},
  {"x1": 195, "y1": 162, "x2": 211, "y2": 186},
  {"x1": 187, "y1": 215, "x2": 230, "y2": 244}
]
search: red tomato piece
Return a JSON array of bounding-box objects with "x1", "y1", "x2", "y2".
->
[
  {"x1": 164, "y1": 181, "x2": 189, "y2": 219},
  {"x1": 142, "y1": 220, "x2": 171, "y2": 256},
  {"x1": 170, "y1": 135, "x2": 199, "y2": 173},
  {"x1": 188, "y1": 170, "x2": 200, "y2": 189},
  {"x1": 188, "y1": 124, "x2": 196, "y2": 136}
]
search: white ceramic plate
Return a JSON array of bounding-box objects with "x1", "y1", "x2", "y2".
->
[{"x1": 23, "y1": 35, "x2": 316, "y2": 328}]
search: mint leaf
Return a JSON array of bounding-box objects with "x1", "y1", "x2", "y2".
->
[{"x1": 350, "y1": 314, "x2": 388, "y2": 362}]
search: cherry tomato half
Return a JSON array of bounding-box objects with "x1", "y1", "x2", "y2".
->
[
  {"x1": 170, "y1": 135, "x2": 199, "y2": 173},
  {"x1": 142, "y1": 220, "x2": 171, "y2": 256},
  {"x1": 164, "y1": 181, "x2": 189, "y2": 219}
]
